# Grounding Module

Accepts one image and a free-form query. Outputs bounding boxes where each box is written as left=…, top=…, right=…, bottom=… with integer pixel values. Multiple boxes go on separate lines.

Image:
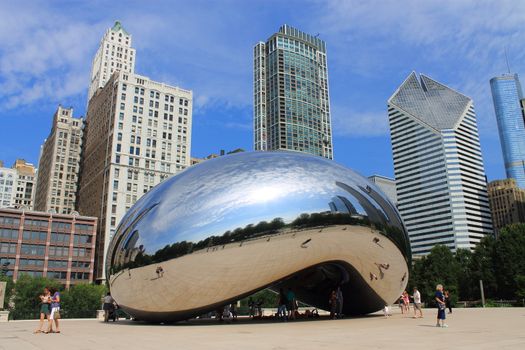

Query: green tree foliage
left=410, top=223, right=525, bottom=302
left=410, top=245, right=459, bottom=305
left=240, top=289, right=278, bottom=308
left=455, top=249, right=474, bottom=300
left=515, top=275, right=525, bottom=300
left=493, top=224, right=525, bottom=299
left=61, top=283, right=107, bottom=318
left=469, top=235, right=498, bottom=298
left=11, top=275, right=61, bottom=320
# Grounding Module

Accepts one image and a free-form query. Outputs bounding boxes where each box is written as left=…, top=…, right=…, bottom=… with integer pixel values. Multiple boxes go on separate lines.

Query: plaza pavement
left=1, top=307, right=524, bottom=350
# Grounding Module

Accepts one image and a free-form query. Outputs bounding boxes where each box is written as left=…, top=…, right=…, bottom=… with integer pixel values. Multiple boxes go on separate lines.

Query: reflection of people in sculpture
left=329, top=290, right=337, bottom=319
left=155, top=266, right=164, bottom=278
left=248, top=297, right=255, bottom=317
left=336, top=286, right=344, bottom=319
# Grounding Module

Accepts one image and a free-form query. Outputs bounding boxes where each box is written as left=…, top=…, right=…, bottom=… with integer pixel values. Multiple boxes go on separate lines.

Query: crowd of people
left=31, top=282, right=452, bottom=331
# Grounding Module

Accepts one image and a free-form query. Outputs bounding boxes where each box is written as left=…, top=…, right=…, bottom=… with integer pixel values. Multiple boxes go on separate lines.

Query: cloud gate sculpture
left=107, top=151, right=411, bottom=322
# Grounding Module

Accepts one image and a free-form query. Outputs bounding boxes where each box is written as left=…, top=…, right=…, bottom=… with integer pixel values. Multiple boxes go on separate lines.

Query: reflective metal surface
left=108, top=151, right=411, bottom=322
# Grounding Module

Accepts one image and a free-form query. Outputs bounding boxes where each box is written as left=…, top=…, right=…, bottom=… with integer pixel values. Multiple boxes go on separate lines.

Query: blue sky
left=0, top=0, right=524, bottom=181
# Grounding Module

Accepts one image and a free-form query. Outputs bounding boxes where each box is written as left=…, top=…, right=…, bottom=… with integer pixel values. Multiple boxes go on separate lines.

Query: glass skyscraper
left=388, top=72, right=493, bottom=255
left=490, top=74, right=525, bottom=188
left=253, top=25, right=333, bottom=159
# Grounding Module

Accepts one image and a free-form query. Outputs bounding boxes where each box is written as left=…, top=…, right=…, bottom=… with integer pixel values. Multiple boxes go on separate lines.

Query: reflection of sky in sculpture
left=108, top=151, right=408, bottom=271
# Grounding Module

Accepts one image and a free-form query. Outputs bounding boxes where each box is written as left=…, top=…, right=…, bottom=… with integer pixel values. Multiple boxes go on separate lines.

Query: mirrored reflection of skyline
left=108, top=151, right=408, bottom=273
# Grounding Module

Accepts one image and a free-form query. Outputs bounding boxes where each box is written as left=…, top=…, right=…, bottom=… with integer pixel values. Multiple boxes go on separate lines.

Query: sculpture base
left=0, top=311, right=9, bottom=322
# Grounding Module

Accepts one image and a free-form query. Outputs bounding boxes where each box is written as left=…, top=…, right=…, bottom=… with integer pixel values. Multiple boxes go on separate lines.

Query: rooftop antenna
left=504, top=46, right=511, bottom=74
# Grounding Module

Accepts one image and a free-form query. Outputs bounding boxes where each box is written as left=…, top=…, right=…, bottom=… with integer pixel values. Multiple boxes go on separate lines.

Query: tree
left=493, top=224, right=525, bottom=299
left=469, top=235, right=497, bottom=299
left=455, top=248, right=474, bottom=300
left=240, top=289, right=277, bottom=309
left=61, top=284, right=107, bottom=318
left=410, top=245, right=459, bottom=305
left=515, top=275, right=525, bottom=300
left=11, top=275, right=61, bottom=320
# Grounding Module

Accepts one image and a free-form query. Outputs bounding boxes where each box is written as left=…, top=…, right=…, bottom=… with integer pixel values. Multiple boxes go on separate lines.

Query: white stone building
left=78, top=21, right=192, bottom=281
left=88, top=21, right=136, bottom=102
left=0, top=163, right=17, bottom=208
left=368, top=175, right=397, bottom=206
left=0, top=160, right=37, bottom=210
left=34, top=105, right=83, bottom=214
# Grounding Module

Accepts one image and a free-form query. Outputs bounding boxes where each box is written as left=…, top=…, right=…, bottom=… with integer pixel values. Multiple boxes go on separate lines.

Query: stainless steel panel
left=108, top=151, right=410, bottom=321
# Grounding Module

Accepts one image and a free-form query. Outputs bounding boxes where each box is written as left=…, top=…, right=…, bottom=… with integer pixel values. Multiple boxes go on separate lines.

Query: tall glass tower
left=253, top=25, right=333, bottom=159
left=388, top=72, right=493, bottom=255
left=490, top=74, right=525, bottom=188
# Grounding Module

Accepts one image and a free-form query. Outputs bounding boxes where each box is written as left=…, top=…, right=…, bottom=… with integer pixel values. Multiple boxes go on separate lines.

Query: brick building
left=0, top=208, right=97, bottom=288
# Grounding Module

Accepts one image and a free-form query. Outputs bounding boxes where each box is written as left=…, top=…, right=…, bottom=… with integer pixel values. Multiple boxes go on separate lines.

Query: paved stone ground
left=1, top=308, right=524, bottom=350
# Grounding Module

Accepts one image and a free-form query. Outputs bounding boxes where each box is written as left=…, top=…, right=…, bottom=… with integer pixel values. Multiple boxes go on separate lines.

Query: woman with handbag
left=48, top=287, right=61, bottom=333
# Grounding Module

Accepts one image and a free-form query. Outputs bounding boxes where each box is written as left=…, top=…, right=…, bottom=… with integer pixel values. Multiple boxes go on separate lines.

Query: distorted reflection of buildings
left=106, top=152, right=411, bottom=322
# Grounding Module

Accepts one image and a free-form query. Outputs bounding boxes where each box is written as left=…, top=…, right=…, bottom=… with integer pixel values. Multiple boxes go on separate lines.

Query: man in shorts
left=412, top=287, right=423, bottom=318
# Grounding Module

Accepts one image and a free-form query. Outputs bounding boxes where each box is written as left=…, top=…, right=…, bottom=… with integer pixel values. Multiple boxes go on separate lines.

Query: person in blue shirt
left=435, top=284, right=447, bottom=328
left=48, top=288, right=61, bottom=333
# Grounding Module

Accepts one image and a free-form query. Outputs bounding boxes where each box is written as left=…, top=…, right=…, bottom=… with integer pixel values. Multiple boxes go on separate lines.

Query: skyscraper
left=490, top=74, right=525, bottom=188
left=368, top=175, right=397, bottom=206
left=0, top=159, right=37, bottom=210
left=78, top=22, right=192, bottom=281
left=88, top=21, right=136, bottom=101
left=253, top=25, right=333, bottom=159
left=388, top=72, right=493, bottom=255
left=487, top=178, right=525, bottom=235
left=34, top=105, right=83, bottom=214
left=0, top=163, right=17, bottom=208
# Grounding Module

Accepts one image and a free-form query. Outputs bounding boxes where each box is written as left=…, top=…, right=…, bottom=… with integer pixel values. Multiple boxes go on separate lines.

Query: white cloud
left=0, top=2, right=102, bottom=110
left=312, top=0, right=525, bottom=137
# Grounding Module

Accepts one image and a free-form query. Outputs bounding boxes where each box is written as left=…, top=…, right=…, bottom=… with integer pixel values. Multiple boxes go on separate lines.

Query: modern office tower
left=34, top=106, right=83, bottom=214
left=0, top=164, right=17, bottom=208
left=78, top=71, right=192, bottom=281
left=487, top=178, right=525, bottom=234
left=490, top=74, right=525, bottom=188
left=0, top=208, right=97, bottom=287
left=12, top=159, right=37, bottom=210
left=388, top=72, right=493, bottom=255
left=368, top=175, right=397, bottom=205
left=88, top=21, right=136, bottom=101
left=253, top=25, right=333, bottom=159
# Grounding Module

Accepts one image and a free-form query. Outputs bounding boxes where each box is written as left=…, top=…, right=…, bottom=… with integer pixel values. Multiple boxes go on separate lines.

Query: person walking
left=34, top=287, right=51, bottom=334
left=329, top=290, right=337, bottom=320
left=48, top=287, right=61, bottom=333
left=277, top=288, right=288, bottom=321
left=336, top=285, right=344, bottom=319
left=444, top=290, right=452, bottom=313
left=103, top=292, right=116, bottom=322
left=435, top=284, right=448, bottom=328
left=412, top=287, right=423, bottom=318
